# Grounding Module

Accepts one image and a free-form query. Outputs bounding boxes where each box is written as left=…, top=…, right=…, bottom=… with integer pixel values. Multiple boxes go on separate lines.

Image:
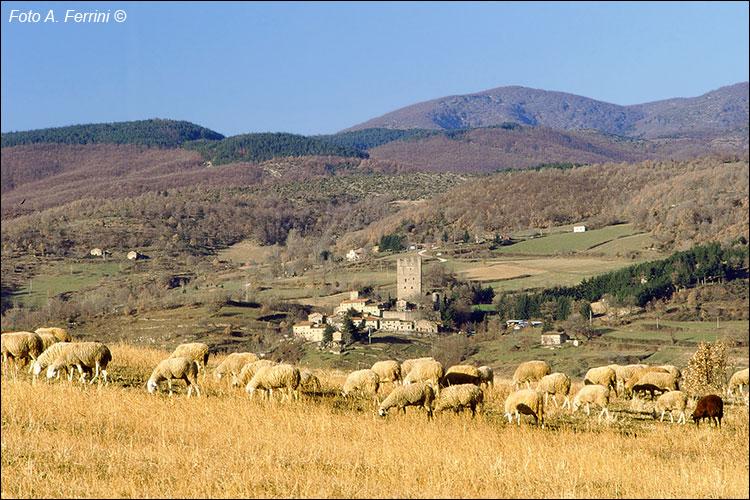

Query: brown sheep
left=691, top=394, right=723, bottom=428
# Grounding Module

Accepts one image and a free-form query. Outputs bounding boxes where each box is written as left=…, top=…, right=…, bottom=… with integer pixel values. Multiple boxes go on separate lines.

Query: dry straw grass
left=2, top=343, right=748, bottom=498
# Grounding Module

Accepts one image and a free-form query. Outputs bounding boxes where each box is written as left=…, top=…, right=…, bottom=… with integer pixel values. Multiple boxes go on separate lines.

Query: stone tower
left=397, top=256, right=422, bottom=302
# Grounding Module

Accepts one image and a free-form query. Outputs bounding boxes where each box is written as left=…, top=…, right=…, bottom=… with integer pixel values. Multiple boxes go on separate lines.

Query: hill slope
left=344, top=83, right=749, bottom=139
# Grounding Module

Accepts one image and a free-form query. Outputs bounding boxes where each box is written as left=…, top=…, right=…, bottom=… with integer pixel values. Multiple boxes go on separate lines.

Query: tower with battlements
left=397, top=256, right=422, bottom=304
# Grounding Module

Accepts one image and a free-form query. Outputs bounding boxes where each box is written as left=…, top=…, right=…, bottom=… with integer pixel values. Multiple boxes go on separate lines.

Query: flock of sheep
left=2, top=329, right=749, bottom=429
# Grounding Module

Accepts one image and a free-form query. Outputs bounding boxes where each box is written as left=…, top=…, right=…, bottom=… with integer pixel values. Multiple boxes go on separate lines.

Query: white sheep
left=32, top=342, right=89, bottom=381
left=653, top=390, right=688, bottom=424
left=371, top=360, right=402, bottom=385
left=403, top=360, right=444, bottom=393
left=147, top=357, right=201, bottom=397
left=477, top=365, right=494, bottom=388
left=615, top=364, right=648, bottom=390
left=246, top=364, right=301, bottom=401
left=299, top=370, right=322, bottom=393
left=377, top=382, right=435, bottom=420
left=168, top=342, right=210, bottom=375
left=342, top=368, right=381, bottom=403
left=536, top=372, right=571, bottom=409
left=512, top=360, right=551, bottom=389
left=504, top=388, right=544, bottom=426
left=573, top=385, right=612, bottom=421
left=231, top=359, right=277, bottom=388
left=727, top=368, right=749, bottom=398
left=434, top=383, right=484, bottom=417
left=623, top=366, right=669, bottom=394
left=400, top=357, right=436, bottom=377
left=46, top=342, right=112, bottom=384
left=657, top=364, right=682, bottom=380
left=213, top=352, right=259, bottom=380
left=37, top=333, right=60, bottom=353
left=584, top=366, right=617, bottom=396
left=442, top=364, right=481, bottom=386
left=2, top=332, right=44, bottom=373
left=34, top=327, right=72, bottom=342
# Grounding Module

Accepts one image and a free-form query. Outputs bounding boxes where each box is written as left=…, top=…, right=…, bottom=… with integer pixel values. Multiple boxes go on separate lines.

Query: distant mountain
left=1, top=119, right=225, bottom=148
left=344, top=83, right=749, bottom=139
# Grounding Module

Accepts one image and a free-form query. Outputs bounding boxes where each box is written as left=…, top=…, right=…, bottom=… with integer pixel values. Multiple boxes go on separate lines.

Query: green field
left=8, top=260, right=124, bottom=308
left=496, top=223, right=653, bottom=256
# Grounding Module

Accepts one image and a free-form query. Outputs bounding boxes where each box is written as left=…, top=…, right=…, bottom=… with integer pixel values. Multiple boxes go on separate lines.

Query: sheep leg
left=89, top=363, right=101, bottom=384
left=552, top=395, right=559, bottom=408
left=660, top=410, right=666, bottom=422
left=516, top=411, right=520, bottom=426
left=563, top=396, right=571, bottom=409
left=187, top=384, right=193, bottom=398
left=544, top=392, right=549, bottom=406
left=168, top=379, right=173, bottom=396
left=678, top=412, right=685, bottom=425
left=598, top=407, right=609, bottom=421
left=669, top=412, right=674, bottom=424
left=505, top=412, right=513, bottom=424
left=586, top=402, right=591, bottom=416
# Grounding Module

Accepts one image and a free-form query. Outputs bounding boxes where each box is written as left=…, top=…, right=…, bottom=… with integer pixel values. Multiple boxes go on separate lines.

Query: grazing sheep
left=627, top=366, right=670, bottom=389
left=231, top=359, right=277, bottom=388
left=615, top=364, right=648, bottom=389
left=536, top=372, right=571, bottom=409
left=378, top=382, right=435, bottom=420
left=299, top=370, right=322, bottom=393
left=584, top=366, right=617, bottom=396
left=342, top=369, right=381, bottom=403
left=34, top=327, right=72, bottom=342
left=168, top=342, right=210, bottom=375
left=511, top=360, right=551, bottom=389
left=727, top=368, right=749, bottom=398
left=400, top=357, right=436, bottom=377
left=504, top=388, right=544, bottom=426
left=403, top=360, right=444, bottom=393
left=658, top=364, right=682, bottom=380
left=442, top=364, right=481, bottom=387
left=477, top=366, right=494, bottom=388
left=691, top=394, right=724, bottom=428
left=46, top=342, right=112, bottom=384
left=573, top=385, right=612, bottom=421
left=147, top=357, right=201, bottom=397
left=37, top=333, right=60, bottom=353
left=213, top=352, right=259, bottom=380
left=434, top=384, right=484, bottom=417
left=2, top=332, right=44, bottom=372
left=32, top=342, right=90, bottom=381
left=627, top=372, right=679, bottom=399
left=371, top=360, right=402, bottom=385
left=653, top=390, right=688, bottom=424
left=246, top=364, right=301, bottom=401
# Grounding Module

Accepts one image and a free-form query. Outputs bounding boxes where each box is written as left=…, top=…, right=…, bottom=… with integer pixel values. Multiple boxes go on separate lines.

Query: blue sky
left=1, top=1, right=748, bottom=137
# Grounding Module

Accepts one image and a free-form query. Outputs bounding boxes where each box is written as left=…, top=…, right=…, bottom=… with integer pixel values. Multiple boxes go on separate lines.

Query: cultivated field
left=2, top=344, right=748, bottom=499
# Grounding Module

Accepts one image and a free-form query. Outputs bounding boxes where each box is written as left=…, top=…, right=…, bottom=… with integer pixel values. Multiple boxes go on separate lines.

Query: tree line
left=182, top=132, right=368, bottom=165
left=1, top=119, right=224, bottom=148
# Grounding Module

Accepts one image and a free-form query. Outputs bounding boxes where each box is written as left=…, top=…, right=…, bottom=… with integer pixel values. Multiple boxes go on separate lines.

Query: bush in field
left=683, top=340, right=728, bottom=394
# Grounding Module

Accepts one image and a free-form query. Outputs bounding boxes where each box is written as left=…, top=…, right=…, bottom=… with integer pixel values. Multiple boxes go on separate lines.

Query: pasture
left=2, top=344, right=748, bottom=499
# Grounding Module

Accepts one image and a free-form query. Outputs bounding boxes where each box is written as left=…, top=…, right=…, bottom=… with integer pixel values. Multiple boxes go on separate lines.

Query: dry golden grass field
left=2, top=343, right=749, bottom=499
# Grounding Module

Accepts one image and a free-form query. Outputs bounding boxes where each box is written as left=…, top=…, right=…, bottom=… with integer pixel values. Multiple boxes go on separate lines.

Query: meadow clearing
left=2, top=343, right=748, bottom=499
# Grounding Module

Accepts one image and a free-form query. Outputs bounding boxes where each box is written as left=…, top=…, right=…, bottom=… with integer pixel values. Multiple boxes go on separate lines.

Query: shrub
left=682, top=340, right=728, bottom=395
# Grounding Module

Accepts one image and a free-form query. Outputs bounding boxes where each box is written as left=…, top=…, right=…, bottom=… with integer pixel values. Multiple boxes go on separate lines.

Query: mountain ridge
left=343, top=82, right=749, bottom=139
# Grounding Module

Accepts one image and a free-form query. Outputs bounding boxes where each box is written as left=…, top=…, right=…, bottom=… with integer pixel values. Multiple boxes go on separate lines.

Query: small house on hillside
left=541, top=332, right=569, bottom=345
left=573, top=225, right=588, bottom=233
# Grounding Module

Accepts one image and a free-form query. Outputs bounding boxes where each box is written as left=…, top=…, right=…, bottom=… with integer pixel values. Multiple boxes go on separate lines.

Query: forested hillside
left=183, top=132, right=368, bottom=165
left=338, top=159, right=749, bottom=252
left=0, top=119, right=224, bottom=148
